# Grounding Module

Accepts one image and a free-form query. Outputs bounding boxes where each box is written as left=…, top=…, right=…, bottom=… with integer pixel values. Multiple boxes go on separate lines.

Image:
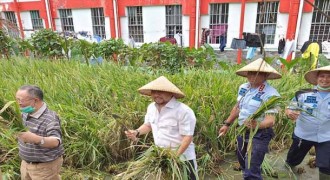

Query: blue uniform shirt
left=290, top=90, right=330, bottom=143
left=237, top=81, right=280, bottom=126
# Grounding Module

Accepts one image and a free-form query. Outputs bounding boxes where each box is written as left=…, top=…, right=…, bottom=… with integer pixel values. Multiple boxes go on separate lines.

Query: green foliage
left=16, top=39, right=34, bottom=57
left=0, top=29, right=15, bottom=59
left=117, top=145, right=194, bottom=180
left=0, top=58, right=308, bottom=178
left=97, top=38, right=127, bottom=62
left=30, top=29, right=63, bottom=59
left=72, top=39, right=94, bottom=65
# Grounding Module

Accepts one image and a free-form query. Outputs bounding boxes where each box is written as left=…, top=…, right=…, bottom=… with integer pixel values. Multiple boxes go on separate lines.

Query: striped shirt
left=19, top=103, right=64, bottom=162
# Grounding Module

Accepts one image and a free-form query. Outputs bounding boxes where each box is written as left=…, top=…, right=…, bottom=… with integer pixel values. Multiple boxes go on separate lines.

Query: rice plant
left=0, top=57, right=309, bottom=178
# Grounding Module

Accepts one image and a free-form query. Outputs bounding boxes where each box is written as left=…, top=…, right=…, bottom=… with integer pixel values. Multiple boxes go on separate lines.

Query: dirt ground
left=208, top=149, right=319, bottom=180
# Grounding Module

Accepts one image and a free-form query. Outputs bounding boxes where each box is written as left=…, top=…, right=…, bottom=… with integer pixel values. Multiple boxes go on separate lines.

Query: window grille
left=3, top=11, right=20, bottom=38
left=256, top=1, right=279, bottom=44
left=59, top=9, right=74, bottom=32
left=165, top=5, right=182, bottom=38
left=91, top=8, right=106, bottom=39
left=4, top=11, right=18, bottom=27
left=209, top=3, right=229, bottom=44
left=309, top=0, right=329, bottom=42
left=30, top=10, right=44, bottom=30
left=127, top=6, right=144, bottom=43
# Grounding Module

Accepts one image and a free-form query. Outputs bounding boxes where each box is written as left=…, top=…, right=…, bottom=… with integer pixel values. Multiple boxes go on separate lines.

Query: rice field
left=0, top=57, right=316, bottom=179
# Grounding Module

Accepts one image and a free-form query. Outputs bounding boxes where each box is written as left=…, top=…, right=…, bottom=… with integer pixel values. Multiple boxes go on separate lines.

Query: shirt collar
left=29, top=103, right=47, bottom=118
left=248, top=81, right=268, bottom=92
left=165, top=97, right=177, bottom=108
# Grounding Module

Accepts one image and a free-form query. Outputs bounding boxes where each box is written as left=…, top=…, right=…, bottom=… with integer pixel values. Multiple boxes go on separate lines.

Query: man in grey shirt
left=16, top=85, right=64, bottom=180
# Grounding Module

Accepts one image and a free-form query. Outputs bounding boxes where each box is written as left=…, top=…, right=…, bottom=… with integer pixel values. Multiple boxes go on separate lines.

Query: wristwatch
left=40, top=137, right=45, bottom=145
left=224, top=121, right=231, bottom=127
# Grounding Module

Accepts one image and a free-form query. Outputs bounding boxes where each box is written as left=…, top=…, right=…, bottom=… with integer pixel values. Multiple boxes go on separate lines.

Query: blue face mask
left=20, top=106, right=35, bottom=114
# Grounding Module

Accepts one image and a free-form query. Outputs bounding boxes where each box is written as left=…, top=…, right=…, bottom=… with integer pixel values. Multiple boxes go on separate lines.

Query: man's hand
left=285, top=109, right=300, bottom=122
left=218, top=125, right=229, bottom=137
left=17, top=131, right=40, bottom=144
left=244, top=119, right=258, bottom=129
left=124, top=130, right=138, bottom=141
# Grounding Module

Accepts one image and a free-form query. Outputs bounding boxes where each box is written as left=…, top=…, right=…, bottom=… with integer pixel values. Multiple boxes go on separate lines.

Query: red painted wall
left=279, top=0, right=315, bottom=13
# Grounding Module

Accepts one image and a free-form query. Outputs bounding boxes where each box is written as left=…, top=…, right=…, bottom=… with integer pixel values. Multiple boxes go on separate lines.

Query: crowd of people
left=4, top=57, right=330, bottom=180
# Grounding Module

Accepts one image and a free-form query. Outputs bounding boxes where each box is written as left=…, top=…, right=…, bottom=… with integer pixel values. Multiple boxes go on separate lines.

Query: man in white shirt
left=125, top=76, right=197, bottom=180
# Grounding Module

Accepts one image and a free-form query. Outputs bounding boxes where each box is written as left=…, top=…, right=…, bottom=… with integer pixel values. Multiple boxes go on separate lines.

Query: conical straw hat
left=304, top=65, right=330, bottom=85
left=138, top=76, right=185, bottom=98
left=236, top=58, right=282, bottom=80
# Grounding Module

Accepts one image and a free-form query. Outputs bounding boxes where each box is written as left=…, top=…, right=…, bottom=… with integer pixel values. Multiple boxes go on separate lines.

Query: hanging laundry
left=278, top=38, right=286, bottom=54
left=159, top=36, right=177, bottom=44
left=302, top=42, right=320, bottom=69
left=201, top=28, right=210, bottom=45
left=242, top=33, right=265, bottom=47
left=174, top=32, right=183, bottom=47
left=128, top=36, right=136, bottom=48
left=219, top=35, right=227, bottom=52
left=230, top=38, right=246, bottom=49
left=301, top=40, right=322, bottom=54
left=246, top=47, right=257, bottom=60
left=281, top=39, right=296, bottom=59
left=243, top=33, right=266, bottom=53
left=322, top=41, right=330, bottom=59
left=210, top=24, right=228, bottom=43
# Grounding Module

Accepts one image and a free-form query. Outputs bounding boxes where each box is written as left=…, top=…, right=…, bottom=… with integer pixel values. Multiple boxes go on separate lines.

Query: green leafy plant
left=30, top=29, right=63, bottom=59
left=0, top=29, right=15, bottom=60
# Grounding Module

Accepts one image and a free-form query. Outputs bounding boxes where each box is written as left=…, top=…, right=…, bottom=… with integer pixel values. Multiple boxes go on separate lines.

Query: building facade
left=0, top=0, right=329, bottom=58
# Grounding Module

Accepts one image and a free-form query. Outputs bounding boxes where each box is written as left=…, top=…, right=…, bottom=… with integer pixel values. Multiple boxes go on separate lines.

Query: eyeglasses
left=16, top=98, right=34, bottom=103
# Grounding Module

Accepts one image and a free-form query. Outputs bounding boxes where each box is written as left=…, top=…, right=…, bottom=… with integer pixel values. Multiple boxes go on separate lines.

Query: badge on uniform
left=252, top=92, right=265, bottom=101
left=239, top=88, right=247, bottom=96
left=304, top=96, right=317, bottom=103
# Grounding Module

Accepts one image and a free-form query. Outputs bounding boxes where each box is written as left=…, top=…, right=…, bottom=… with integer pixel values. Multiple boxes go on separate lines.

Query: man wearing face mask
left=285, top=66, right=330, bottom=179
left=15, top=85, right=64, bottom=180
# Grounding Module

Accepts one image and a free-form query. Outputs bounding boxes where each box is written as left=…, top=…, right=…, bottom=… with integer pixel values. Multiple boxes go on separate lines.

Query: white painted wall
left=121, top=6, right=189, bottom=47
left=20, top=11, right=33, bottom=38
left=143, top=6, right=166, bottom=43
left=243, top=3, right=258, bottom=33
left=104, top=16, right=111, bottom=39
left=0, top=0, right=40, bottom=2
left=20, top=11, right=32, bottom=30
left=202, top=2, right=292, bottom=50
left=54, top=18, right=62, bottom=32
left=17, top=0, right=40, bottom=2
left=298, top=12, right=313, bottom=48
left=181, top=15, right=189, bottom=47
left=72, top=9, right=93, bottom=33
left=0, top=0, right=13, bottom=3
left=227, top=3, right=241, bottom=49
left=120, top=15, right=129, bottom=43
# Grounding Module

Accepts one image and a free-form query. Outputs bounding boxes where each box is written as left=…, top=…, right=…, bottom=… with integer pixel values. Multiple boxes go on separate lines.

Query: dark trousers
left=185, top=160, right=197, bottom=180
left=286, top=133, right=330, bottom=175
left=237, top=128, right=273, bottom=180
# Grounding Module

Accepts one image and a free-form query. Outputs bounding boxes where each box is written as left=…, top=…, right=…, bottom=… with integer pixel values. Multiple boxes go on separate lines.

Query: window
left=3, top=11, right=20, bottom=38
left=91, top=8, right=106, bottom=39
left=4, top=11, right=18, bottom=27
left=256, top=1, right=279, bottom=44
left=166, top=5, right=182, bottom=38
left=309, top=0, right=329, bottom=42
left=209, top=3, right=229, bottom=44
left=127, top=6, right=144, bottom=43
left=30, top=10, right=44, bottom=30
left=59, top=9, right=74, bottom=32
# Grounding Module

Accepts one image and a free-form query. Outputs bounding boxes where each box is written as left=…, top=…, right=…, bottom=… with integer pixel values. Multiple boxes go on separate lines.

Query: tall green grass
left=0, top=58, right=309, bottom=178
